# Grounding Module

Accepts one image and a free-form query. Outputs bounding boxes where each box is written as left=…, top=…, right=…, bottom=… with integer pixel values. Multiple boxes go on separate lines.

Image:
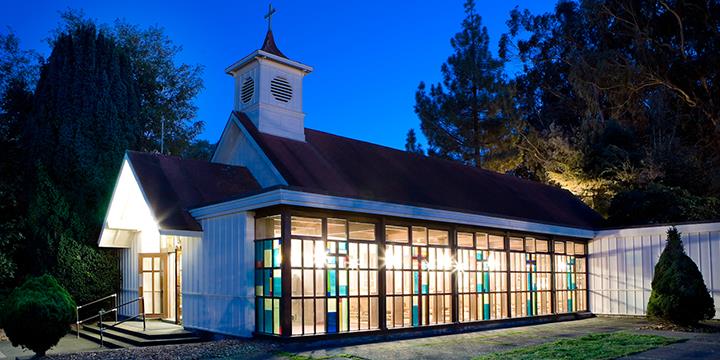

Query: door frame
left=138, top=253, right=169, bottom=319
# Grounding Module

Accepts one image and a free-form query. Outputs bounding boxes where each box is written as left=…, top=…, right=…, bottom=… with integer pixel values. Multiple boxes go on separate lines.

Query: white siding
left=182, top=211, right=255, bottom=337
left=590, top=223, right=720, bottom=319
left=118, top=235, right=140, bottom=317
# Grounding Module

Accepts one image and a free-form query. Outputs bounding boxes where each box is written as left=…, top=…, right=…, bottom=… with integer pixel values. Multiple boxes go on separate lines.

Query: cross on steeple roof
left=264, top=3, right=276, bottom=31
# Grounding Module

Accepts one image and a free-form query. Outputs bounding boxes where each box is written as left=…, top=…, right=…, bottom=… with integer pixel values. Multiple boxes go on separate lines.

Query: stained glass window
left=290, top=218, right=379, bottom=335
left=555, top=241, right=587, bottom=312
left=458, top=232, right=508, bottom=322
left=510, top=237, right=552, bottom=317
left=255, top=237, right=282, bottom=335
left=386, top=226, right=452, bottom=328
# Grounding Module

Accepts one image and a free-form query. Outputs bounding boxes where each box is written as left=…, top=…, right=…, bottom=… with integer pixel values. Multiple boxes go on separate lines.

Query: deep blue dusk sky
left=1, top=0, right=556, bottom=150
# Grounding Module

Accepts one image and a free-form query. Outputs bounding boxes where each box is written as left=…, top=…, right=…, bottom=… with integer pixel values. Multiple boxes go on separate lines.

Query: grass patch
left=275, top=351, right=368, bottom=360
left=474, top=332, right=681, bottom=360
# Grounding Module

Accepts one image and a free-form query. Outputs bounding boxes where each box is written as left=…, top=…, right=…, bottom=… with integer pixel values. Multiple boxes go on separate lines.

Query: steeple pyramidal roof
left=260, top=29, right=287, bottom=59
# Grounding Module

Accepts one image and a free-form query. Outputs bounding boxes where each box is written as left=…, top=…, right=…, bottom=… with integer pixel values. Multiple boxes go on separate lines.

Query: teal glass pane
left=264, top=269, right=271, bottom=297
left=327, top=270, right=337, bottom=296
left=484, top=272, right=490, bottom=292
left=338, top=241, right=347, bottom=254
left=273, top=244, right=281, bottom=268
left=273, top=270, right=282, bottom=297
left=476, top=251, right=484, bottom=261
left=412, top=304, right=419, bottom=326
left=256, top=301, right=264, bottom=333
left=255, top=242, right=263, bottom=267
left=413, top=271, right=419, bottom=294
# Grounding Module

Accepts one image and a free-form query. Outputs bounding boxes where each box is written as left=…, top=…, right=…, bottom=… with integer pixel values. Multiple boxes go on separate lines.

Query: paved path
left=0, top=334, right=100, bottom=360
left=275, top=317, right=717, bottom=360
left=2, top=317, right=718, bottom=359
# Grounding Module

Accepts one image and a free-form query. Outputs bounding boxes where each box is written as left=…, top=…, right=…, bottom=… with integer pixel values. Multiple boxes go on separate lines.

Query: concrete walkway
left=0, top=334, right=101, bottom=360
left=276, top=317, right=718, bottom=360
left=2, top=317, right=718, bottom=359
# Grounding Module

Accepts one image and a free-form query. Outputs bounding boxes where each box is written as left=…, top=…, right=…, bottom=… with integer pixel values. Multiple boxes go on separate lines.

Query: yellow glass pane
left=412, top=226, right=427, bottom=245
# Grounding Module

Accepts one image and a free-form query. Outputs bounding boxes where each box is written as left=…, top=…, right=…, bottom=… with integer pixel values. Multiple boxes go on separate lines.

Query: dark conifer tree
left=647, top=227, right=715, bottom=325
left=24, top=24, right=141, bottom=243
left=404, top=129, right=424, bottom=155
left=415, top=0, right=521, bottom=172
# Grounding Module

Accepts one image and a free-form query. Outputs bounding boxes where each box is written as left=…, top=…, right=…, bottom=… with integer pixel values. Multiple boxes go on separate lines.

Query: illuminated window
left=255, top=237, right=282, bottom=335
left=291, top=216, right=322, bottom=237
left=458, top=233, right=508, bottom=322
left=349, top=222, right=375, bottom=240
left=386, top=225, right=452, bottom=328
left=256, top=215, right=281, bottom=239
left=555, top=241, right=587, bottom=313
left=290, top=218, right=379, bottom=335
left=510, top=237, right=552, bottom=318
left=458, top=232, right=474, bottom=248
left=386, top=225, right=409, bottom=243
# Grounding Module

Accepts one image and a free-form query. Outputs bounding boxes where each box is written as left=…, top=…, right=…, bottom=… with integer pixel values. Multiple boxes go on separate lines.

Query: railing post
left=114, top=293, right=118, bottom=323
left=75, top=306, right=80, bottom=339
left=99, top=310, right=104, bottom=347
left=140, top=296, right=146, bottom=331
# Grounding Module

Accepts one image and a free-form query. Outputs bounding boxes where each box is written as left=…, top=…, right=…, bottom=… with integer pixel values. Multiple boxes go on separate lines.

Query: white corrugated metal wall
left=590, top=222, right=720, bottom=319
left=182, top=211, right=255, bottom=337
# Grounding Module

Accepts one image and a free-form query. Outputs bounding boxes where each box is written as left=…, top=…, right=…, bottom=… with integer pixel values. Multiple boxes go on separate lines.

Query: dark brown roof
left=127, top=151, right=261, bottom=231
left=233, top=112, right=604, bottom=229
left=260, top=30, right=287, bottom=58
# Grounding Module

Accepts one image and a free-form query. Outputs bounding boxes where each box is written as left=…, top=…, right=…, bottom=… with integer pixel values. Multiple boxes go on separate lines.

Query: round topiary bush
left=0, top=274, right=76, bottom=356
left=647, top=227, right=715, bottom=325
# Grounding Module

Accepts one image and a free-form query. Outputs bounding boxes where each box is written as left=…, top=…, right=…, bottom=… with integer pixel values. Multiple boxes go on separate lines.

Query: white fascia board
left=190, top=189, right=595, bottom=239
left=225, top=50, right=313, bottom=75
left=595, top=222, right=720, bottom=238
left=159, top=229, right=203, bottom=238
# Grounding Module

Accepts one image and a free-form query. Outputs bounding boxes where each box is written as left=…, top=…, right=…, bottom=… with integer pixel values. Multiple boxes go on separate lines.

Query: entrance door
left=175, top=247, right=183, bottom=324
left=139, top=254, right=167, bottom=318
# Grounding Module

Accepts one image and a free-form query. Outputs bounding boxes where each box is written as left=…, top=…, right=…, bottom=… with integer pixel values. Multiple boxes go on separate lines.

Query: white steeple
left=225, top=6, right=312, bottom=141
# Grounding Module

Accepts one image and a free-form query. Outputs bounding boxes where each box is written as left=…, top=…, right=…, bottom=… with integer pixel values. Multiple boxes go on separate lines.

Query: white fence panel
left=591, top=223, right=720, bottom=319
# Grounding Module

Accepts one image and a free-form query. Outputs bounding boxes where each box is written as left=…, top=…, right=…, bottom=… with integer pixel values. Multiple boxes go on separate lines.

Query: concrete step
left=69, top=327, right=133, bottom=349
left=81, top=324, right=204, bottom=347
left=99, top=321, right=199, bottom=340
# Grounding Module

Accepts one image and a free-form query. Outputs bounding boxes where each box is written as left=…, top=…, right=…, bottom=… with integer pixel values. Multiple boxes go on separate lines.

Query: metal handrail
left=98, top=297, right=146, bottom=347
left=76, top=294, right=117, bottom=338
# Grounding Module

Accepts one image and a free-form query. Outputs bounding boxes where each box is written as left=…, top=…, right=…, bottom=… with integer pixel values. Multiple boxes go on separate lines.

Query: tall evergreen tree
left=24, top=23, right=141, bottom=244
left=415, top=0, right=521, bottom=172
left=404, top=128, right=424, bottom=155
left=0, top=32, right=39, bottom=287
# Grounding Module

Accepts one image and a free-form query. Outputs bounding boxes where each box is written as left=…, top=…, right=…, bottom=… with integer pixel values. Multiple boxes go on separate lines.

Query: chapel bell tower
left=225, top=4, right=313, bottom=141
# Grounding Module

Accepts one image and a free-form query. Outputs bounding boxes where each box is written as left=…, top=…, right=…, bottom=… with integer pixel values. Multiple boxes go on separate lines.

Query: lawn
left=474, top=332, right=681, bottom=360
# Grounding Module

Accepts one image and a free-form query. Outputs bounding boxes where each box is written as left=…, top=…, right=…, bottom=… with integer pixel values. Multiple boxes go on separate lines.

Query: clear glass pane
left=412, top=227, right=427, bottom=245
left=349, top=222, right=375, bottom=240
left=256, top=215, right=281, bottom=239
left=292, top=216, right=322, bottom=237
left=328, top=218, right=347, bottom=240
left=386, top=225, right=409, bottom=243
left=291, top=239, right=302, bottom=267
left=292, top=299, right=303, bottom=335
left=489, top=235, right=504, bottom=249
left=428, top=229, right=448, bottom=245
left=458, top=232, right=474, bottom=247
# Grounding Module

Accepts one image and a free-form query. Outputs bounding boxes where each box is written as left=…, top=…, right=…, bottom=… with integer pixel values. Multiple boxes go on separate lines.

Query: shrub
left=0, top=274, right=76, bottom=356
left=647, top=227, right=715, bottom=325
